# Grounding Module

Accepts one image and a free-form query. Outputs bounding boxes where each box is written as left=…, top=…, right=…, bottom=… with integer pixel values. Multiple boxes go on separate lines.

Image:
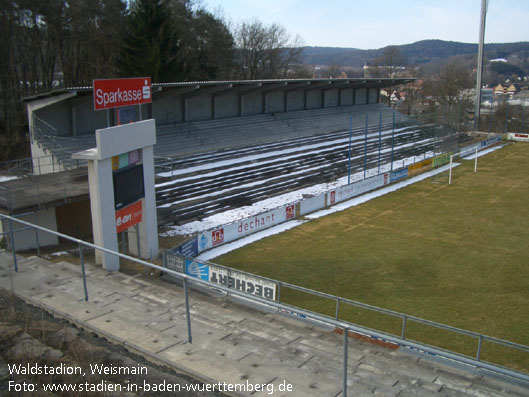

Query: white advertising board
left=185, top=259, right=276, bottom=300
left=198, top=204, right=296, bottom=252
left=508, top=133, right=529, bottom=142
left=299, top=194, right=326, bottom=216
left=330, top=173, right=389, bottom=205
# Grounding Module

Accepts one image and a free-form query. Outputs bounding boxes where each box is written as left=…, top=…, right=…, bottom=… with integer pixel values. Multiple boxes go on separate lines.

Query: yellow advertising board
left=408, top=158, right=433, bottom=176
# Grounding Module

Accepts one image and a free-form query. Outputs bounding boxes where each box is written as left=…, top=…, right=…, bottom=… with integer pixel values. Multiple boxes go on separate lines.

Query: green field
left=215, top=142, right=529, bottom=372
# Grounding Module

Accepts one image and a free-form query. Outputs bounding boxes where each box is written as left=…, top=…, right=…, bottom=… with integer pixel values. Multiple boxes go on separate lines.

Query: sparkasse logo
left=93, top=78, right=151, bottom=111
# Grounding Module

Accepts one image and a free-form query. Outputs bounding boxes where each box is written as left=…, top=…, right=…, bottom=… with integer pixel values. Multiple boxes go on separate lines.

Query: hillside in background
left=302, top=40, right=529, bottom=71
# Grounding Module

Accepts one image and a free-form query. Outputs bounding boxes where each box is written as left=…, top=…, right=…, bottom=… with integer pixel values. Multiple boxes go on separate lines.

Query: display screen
left=113, top=164, right=144, bottom=209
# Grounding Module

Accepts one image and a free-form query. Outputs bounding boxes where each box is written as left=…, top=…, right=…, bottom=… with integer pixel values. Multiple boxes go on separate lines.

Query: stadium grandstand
left=0, top=77, right=467, bottom=235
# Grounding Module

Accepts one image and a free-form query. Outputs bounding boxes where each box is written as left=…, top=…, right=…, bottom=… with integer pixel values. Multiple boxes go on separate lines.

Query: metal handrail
left=1, top=213, right=528, bottom=393
left=178, top=256, right=529, bottom=355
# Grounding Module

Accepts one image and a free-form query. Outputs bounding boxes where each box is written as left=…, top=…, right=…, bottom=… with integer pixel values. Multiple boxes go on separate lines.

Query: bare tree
left=371, top=46, right=407, bottom=106
left=233, top=19, right=304, bottom=80
left=424, top=61, right=473, bottom=106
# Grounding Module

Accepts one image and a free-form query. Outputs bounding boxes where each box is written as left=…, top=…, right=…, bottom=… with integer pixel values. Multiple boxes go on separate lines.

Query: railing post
left=477, top=335, right=483, bottom=361
left=449, top=155, right=453, bottom=185
left=8, top=218, right=18, bottom=272
left=474, top=147, right=478, bottom=173
left=79, top=243, right=88, bottom=302
left=343, top=328, right=348, bottom=397
left=33, top=213, right=40, bottom=257
left=277, top=283, right=281, bottom=303
left=335, top=298, right=340, bottom=320
left=401, top=315, right=407, bottom=340
left=184, top=277, right=193, bottom=344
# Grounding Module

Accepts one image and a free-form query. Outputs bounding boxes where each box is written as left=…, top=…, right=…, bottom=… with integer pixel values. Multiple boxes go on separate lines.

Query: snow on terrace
left=156, top=126, right=413, bottom=183
left=160, top=149, right=434, bottom=237
left=156, top=126, right=429, bottom=208
left=158, top=124, right=433, bottom=236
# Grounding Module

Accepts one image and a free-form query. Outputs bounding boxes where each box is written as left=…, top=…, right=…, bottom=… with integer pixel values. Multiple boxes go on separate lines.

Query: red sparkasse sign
left=93, top=77, right=151, bottom=111
left=115, top=200, right=142, bottom=233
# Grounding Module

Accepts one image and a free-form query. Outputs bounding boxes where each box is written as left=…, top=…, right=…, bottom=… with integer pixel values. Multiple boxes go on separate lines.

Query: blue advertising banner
left=185, top=259, right=209, bottom=280
left=178, top=237, right=199, bottom=258
left=390, top=168, right=408, bottom=183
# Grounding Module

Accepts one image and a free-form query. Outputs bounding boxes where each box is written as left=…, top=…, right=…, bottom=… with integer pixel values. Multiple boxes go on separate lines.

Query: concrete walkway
left=0, top=250, right=527, bottom=397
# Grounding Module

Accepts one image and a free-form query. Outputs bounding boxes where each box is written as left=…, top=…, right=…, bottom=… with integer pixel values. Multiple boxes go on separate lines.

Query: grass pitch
left=215, top=142, right=529, bottom=372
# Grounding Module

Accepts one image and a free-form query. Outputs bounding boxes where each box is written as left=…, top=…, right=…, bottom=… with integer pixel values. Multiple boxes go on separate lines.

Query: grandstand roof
left=23, top=77, right=415, bottom=101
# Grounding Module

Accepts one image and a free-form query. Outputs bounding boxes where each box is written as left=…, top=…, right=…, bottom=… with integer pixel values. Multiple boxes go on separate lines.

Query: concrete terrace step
left=1, top=252, right=527, bottom=397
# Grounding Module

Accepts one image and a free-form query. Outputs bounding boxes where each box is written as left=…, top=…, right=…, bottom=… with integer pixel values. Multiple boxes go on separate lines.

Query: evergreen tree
left=189, top=9, right=234, bottom=80
left=117, top=0, right=183, bottom=82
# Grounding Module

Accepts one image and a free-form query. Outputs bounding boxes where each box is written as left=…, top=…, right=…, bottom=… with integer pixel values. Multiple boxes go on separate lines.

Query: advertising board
left=299, top=194, right=326, bottom=216
left=508, top=133, right=529, bottom=142
left=93, top=77, right=151, bottom=111
left=390, top=168, right=408, bottom=183
left=198, top=205, right=295, bottom=252
left=115, top=200, right=142, bottom=233
left=333, top=173, right=389, bottom=204
left=408, top=158, right=433, bottom=177
left=177, top=237, right=199, bottom=258
left=432, top=153, right=452, bottom=168
left=165, top=253, right=184, bottom=273
left=185, top=259, right=276, bottom=300
left=480, top=135, right=502, bottom=147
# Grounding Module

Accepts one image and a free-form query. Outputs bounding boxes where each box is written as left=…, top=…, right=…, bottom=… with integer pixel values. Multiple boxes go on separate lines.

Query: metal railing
left=1, top=214, right=528, bottom=395
left=166, top=254, right=529, bottom=381
left=0, top=171, right=88, bottom=213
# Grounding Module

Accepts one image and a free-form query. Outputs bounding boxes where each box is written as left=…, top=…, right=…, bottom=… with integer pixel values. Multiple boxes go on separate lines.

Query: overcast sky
left=204, top=0, right=529, bottom=49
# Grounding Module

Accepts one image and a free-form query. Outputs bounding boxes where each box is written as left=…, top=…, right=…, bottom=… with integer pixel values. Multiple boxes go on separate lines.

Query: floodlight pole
left=347, top=117, right=353, bottom=184
left=364, top=114, right=368, bottom=179
left=474, top=0, right=488, bottom=131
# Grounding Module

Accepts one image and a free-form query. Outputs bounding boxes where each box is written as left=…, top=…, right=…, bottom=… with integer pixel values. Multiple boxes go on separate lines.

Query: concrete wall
left=306, top=90, right=322, bottom=109
left=368, top=88, right=379, bottom=104
left=324, top=89, right=339, bottom=108
left=241, top=92, right=263, bottom=116
left=287, top=90, right=304, bottom=111
left=215, top=93, right=239, bottom=119
left=34, top=102, right=72, bottom=137
left=152, top=93, right=182, bottom=125
left=2, top=208, right=59, bottom=251
left=340, top=88, right=354, bottom=106
left=355, top=88, right=368, bottom=105
left=264, top=91, right=284, bottom=114
left=186, top=95, right=212, bottom=121
left=71, top=96, right=107, bottom=135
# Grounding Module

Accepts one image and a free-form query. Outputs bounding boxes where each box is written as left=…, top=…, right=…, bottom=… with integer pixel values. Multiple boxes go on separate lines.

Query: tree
left=117, top=0, right=183, bottom=83
left=185, top=9, right=235, bottom=80
left=51, top=0, right=127, bottom=86
left=0, top=0, right=65, bottom=158
left=371, top=46, right=407, bottom=106
left=233, top=19, right=304, bottom=80
left=424, top=61, right=473, bottom=107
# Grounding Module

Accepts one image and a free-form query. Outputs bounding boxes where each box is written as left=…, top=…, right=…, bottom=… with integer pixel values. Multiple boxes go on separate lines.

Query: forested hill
left=301, top=40, right=529, bottom=66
